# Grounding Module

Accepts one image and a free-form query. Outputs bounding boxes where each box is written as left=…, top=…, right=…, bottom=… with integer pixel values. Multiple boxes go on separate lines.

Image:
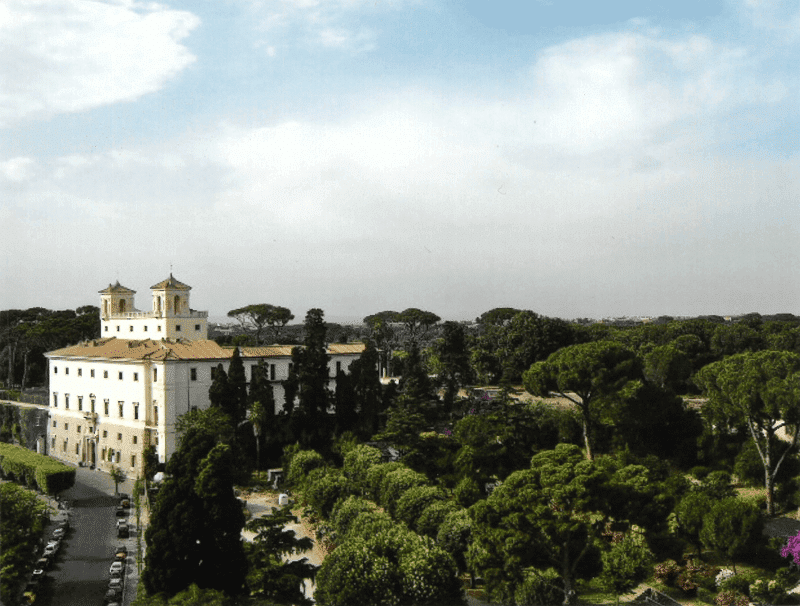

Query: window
left=153, top=368, right=158, bottom=381
left=157, top=325, right=162, bottom=332
left=144, top=325, right=148, bottom=332
left=63, top=439, right=68, bottom=452
left=78, top=396, right=83, bottom=411
left=118, top=372, right=123, bottom=380
left=77, top=425, right=81, bottom=433
left=270, top=364, right=275, bottom=380
left=133, top=435, right=138, bottom=444
left=90, top=369, right=95, bottom=378
left=336, top=361, right=342, bottom=374
left=131, top=454, right=136, bottom=468
left=175, top=324, right=182, bottom=332
left=78, top=368, right=82, bottom=376
left=116, top=452, right=121, bottom=464
left=51, top=437, right=56, bottom=449
left=90, top=399, right=95, bottom=413
left=88, top=426, right=93, bottom=433
left=117, top=433, right=122, bottom=441
left=134, top=404, right=139, bottom=420
left=154, top=406, right=159, bottom=423
left=190, top=368, right=197, bottom=381
left=116, top=326, right=120, bottom=332
left=104, top=400, right=109, bottom=415
left=54, top=366, right=58, bottom=374
left=129, top=326, right=134, bottom=332
left=65, top=395, right=69, bottom=409
left=53, top=394, right=58, bottom=408
left=52, top=420, right=57, bottom=428
left=118, top=402, right=124, bottom=418
left=133, top=372, right=139, bottom=382
left=105, top=326, right=108, bottom=332
left=104, top=370, right=108, bottom=378
left=65, top=367, right=69, bottom=375
left=195, top=324, right=200, bottom=331
left=103, top=430, right=108, bottom=438
left=101, top=447, right=106, bottom=460
left=65, top=423, right=69, bottom=430
left=155, top=435, right=159, bottom=445
left=76, top=443, right=80, bottom=455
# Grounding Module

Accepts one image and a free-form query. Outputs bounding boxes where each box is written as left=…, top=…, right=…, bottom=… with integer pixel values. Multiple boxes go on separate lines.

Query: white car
left=109, top=561, right=124, bottom=574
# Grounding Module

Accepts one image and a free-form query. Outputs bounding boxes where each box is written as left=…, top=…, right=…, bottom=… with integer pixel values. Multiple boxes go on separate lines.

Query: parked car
left=114, top=506, right=127, bottom=518
left=117, top=524, right=129, bottom=539
left=114, top=551, right=127, bottom=563
left=36, top=556, right=50, bottom=570
left=52, top=527, right=65, bottom=539
left=118, top=493, right=130, bottom=508
left=109, top=561, right=124, bottom=575
left=104, top=587, right=122, bottom=603
left=31, top=568, right=45, bottom=581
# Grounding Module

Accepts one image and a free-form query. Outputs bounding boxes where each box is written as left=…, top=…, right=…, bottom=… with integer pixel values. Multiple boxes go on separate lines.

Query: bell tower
left=99, top=282, right=137, bottom=320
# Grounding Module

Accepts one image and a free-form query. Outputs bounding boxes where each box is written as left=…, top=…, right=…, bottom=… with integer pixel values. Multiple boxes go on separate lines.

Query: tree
left=700, top=498, right=762, bottom=574
left=395, top=308, right=441, bottom=343
left=643, top=344, right=692, bottom=393
left=315, top=525, right=463, bottom=606
left=143, top=444, right=160, bottom=482
left=599, top=533, right=653, bottom=605
left=226, top=347, right=248, bottom=425
left=333, top=369, right=357, bottom=434
left=286, top=309, right=331, bottom=447
left=523, top=342, right=641, bottom=460
left=432, top=321, right=473, bottom=412
left=248, top=360, right=275, bottom=470
left=227, top=304, right=294, bottom=344
left=142, top=424, right=246, bottom=597
left=674, top=491, right=713, bottom=559
left=0, top=483, right=50, bottom=603
left=348, top=342, right=383, bottom=438
left=245, top=505, right=316, bottom=605
left=694, top=350, right=800, bottom=515
left=468, top=444, right=668, bottom=605
left=110, top=464, right=126, bottom=495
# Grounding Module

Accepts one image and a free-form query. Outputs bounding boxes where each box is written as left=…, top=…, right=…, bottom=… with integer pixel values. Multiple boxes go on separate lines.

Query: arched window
left=103, top=300, right=108, bottom=316
left=119, top=299, right=126, bottom=313
left=156, top=297, right=162, bottom=313
left=174, top=295, right=180, bottom=313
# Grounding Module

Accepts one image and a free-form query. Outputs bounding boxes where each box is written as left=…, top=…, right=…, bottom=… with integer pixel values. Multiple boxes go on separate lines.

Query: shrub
left=653, top=560, right=681, bottom=587
left=437, top=508, right=472, bottom=573
left=453, top=476, right=483, bottom=507
left=0, top=443, right=75, bottom=494
left=345, top=510, right=397, bottom=542
left=715, top=590, right=748, bottom=606
left=342, top=445, right=383, bottom=494
left=364, top=462, right=404, bottom=502
left=304, top=469, right=350, bottom=518
left=513, top=568, right=562, bottom=606
left=394, top=485, right=446, bottom=529
left=330, top=496, right=378, bottom=539
left=286, top=449, right=325, bottom=489
left=417, top=499, right=459, bottom=538
left=379, top=468, right=429, bottom=515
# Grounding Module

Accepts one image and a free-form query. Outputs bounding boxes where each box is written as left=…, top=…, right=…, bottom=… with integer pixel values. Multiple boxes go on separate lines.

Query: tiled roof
left=150, top=273, right=191, bottom=291
left=46, top=338, right=231, bottom=361
left=98, top=281, right=136, bottom=294
left=327, top=343, right=367, bottom=355
left=46, top=339, right=365, bottom=361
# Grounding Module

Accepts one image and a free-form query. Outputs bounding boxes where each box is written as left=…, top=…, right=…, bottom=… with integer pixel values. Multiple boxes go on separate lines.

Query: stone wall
left=0, top=401, right=49, bottom=452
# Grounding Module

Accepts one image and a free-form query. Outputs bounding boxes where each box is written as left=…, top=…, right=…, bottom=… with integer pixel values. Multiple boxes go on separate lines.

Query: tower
left=99, top=281, right=137, bottom=320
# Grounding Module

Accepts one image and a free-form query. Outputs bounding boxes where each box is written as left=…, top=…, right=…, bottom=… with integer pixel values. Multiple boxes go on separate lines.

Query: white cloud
left=0, top=157, right=36, bottom=182
left=0, top=0, right=199, bottom=127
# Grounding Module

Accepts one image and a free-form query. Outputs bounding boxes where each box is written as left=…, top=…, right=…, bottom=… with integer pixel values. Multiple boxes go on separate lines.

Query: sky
left=1, top=0, right=799, bottom=323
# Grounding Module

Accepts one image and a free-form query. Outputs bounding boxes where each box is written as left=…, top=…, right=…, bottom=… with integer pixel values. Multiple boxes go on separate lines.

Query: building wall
left=101, top=315, right=208, bottom=340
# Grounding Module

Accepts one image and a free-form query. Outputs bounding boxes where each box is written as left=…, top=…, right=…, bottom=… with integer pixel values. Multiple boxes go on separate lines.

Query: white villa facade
left=45, top=276, right=365, bottom=475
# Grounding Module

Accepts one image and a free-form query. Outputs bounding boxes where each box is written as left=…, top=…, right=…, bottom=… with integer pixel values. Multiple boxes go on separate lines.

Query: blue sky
left=1, top=0, right=799, bottom=323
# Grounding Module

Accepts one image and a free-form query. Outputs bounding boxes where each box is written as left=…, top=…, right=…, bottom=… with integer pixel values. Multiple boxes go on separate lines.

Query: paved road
left=35, top=467, right=138, bottom=606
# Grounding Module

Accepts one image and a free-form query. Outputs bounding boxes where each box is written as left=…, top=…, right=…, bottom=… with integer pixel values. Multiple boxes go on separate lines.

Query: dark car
left=118, top=493, right=130, bottom=508
left=104, top=587, right=122, bottom=603
left=36, top=556, right=51, bottom=570
left=117, top=524, right=129, bottom=539
left=114, top=506, right=127, bottom=518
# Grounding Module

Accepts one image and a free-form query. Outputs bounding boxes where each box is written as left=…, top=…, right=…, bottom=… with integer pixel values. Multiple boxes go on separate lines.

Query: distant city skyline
left=2, top=1, right=798, bottom=321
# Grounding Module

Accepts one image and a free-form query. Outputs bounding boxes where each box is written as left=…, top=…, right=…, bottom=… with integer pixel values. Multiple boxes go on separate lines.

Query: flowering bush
left=715, top=590, right=749, bottom=606
left=653, top=560, right=681, bottom=587
left=715, top=569, right=735, bottom=588
left=781, top=531, right=800, bottom=565
left=676, top=561, right=718, bottom=594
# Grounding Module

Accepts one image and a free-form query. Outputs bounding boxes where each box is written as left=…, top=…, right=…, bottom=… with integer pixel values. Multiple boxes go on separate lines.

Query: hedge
left=0, top=443, right=76, bottom=494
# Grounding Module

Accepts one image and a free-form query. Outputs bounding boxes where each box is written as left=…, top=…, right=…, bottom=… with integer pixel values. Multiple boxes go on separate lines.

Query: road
left=35, top=467, right=138, bottom=606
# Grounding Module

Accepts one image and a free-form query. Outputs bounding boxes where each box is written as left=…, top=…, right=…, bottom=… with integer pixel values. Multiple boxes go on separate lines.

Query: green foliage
left=0, top=482, right=51, bottom=603
left=330, top=495, right=379, bottom=539
left=468, top=444, right=668, bottom=605
left=436, top=508, right=472, bottom=574
left=315, top=525, right=463, bottom=606
left=364, top=462, right=405, bottom=501
left=695, top=350, right=800, bottom=515
left=142, top=425, right=247, bottom=598
left=303, top=468, right=350, bottom=518
left=342, top=444, right=383, bottom=494
left=227, top=303, right=294, bottom=345
left=513, top=568, right=563, bottom=606
left=245, top=505, right=316, bottom=605
left=416, top=499, right=459, bottom=538
left=523, top=341, right=641, bottom=459
left=644, top=344, right=692, bottom=392
left=286, top=449, right=326, bottom=489
left=110, top=464, right=127, bottom=495
left=453, top=476, right=483, bottom=507
left=394, top=485, right=447, bottom=529
left=379, top=467, right=429, bottom=516
left=701, top=498, right=763, bottom=573
left=599, top=533, right=653, bottom=601
left=0, top=442, right=75, bottom=493
left=674, top=492, right=713, bottom=558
